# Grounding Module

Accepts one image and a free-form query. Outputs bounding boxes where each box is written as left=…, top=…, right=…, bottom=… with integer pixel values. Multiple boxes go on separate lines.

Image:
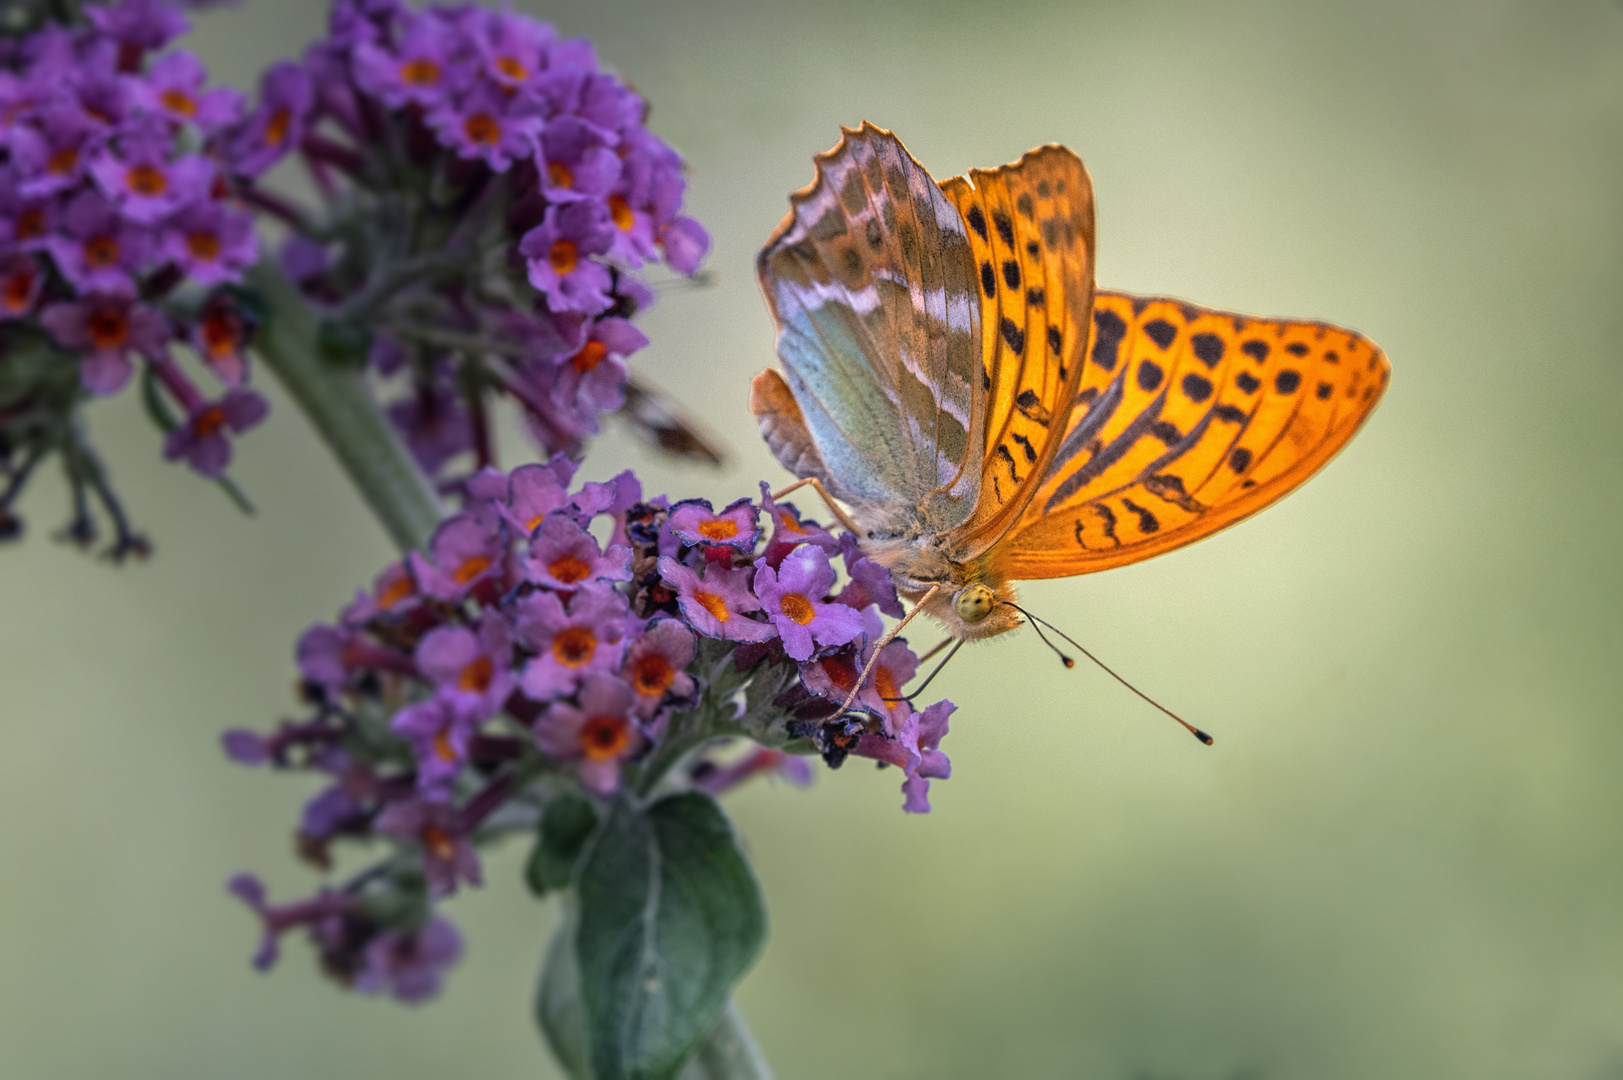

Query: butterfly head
left=903, top=576, right=1023, bottom=641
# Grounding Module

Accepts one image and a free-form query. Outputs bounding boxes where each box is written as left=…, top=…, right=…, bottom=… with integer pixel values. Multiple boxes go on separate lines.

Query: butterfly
left=751, top=123, right=1389, bottom=721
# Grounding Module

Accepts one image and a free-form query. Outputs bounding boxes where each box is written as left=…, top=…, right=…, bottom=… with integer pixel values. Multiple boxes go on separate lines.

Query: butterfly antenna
left=885, top=639, right=965, bottom=704
left=1003, top=602, right=1214, bottom=746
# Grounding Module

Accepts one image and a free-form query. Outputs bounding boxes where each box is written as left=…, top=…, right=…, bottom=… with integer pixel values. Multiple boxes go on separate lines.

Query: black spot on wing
left=996, top=443, right=1019, bottom=483
left=1236, top=371, right=1260, bottom=394
left=1036, top=179, right=1051, bottom=198
left=1144, top=473, right=1203, bottom=512
left=1150, top=420, right=1181, bottom=445
left=1144, top=319, right=1177, bottom=350
left=1041, top=219, right=1058, bottom=249
left=1089, top=503, right=1121, bottom=547
left=1014, top=389, right=1051, bottom=424
left=1121, top=497, right=1159, bottom=534
left=1011, top=431, right=1037, bottom=463
left=1242, top=340, right=1269, bottom=362
left=1275, top=370, right=1301, bottom=394
left=1002, top=260, right=1020, bottom=289
left=1025, top=240, right=1040, bottom=258
left=1213, top=404, right=1247, bottom=423
left=1047, top=325, right=1062, bottom=354
left=980, top=261, right=995, bottom=298
left=1092, top=309, right=1127, bottom=372
left=1026, top=287, right=1045, bottom=306
left=1191, top=333, right=1224, bottom=368
left=965, top=205, right=988, bottom=241
left=1316, top=381, right=1333, bottom=400
left=1285, top=342, right=1309, bottom=356
left=1228, top=447, right=1252, bottom=473
left=1000, top=317, right=1026, bottom=354
left=1016, top=192, right=1034, bottom=219
left=993, top=210, right=1014, bottom=247
left=1324, top=350, right=1339, bottom=364
left=1137, top=360, right=1164, bottom=391
left=1181, top=373, right=1213, bottom=403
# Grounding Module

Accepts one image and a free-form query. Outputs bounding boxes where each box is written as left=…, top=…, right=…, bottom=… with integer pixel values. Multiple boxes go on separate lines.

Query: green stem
left=248, top=260, right=444, bottom=554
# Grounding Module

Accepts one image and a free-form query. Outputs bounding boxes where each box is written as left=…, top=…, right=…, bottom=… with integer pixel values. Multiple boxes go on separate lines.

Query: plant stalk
left=248, top=260, right=444, bottom=553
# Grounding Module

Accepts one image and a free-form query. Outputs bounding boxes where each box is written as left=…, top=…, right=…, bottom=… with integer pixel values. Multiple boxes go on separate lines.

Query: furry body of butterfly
left=754, top=123, right=1390, bottom=650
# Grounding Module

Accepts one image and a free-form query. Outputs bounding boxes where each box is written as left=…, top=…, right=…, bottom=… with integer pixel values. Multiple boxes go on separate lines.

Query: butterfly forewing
left=937, top=147, right=1095, bottom=561
left=1001, top=292, right=1391, bottom=578
left=755, top=123, right=984, bottom=530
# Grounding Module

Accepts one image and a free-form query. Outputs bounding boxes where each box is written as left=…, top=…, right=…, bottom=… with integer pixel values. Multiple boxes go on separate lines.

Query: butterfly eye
left=953, top=584, right=995, bottom=624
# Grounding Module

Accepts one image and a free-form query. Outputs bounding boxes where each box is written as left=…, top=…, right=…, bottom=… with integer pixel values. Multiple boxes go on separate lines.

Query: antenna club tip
left=1195, top=729, right=1214, bottom=746
left=1061, top=657, right=1075, bottom=669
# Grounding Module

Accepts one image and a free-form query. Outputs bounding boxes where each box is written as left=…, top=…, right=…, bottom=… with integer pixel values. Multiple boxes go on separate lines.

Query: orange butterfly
left=751, top=123, right=1389, bottom=724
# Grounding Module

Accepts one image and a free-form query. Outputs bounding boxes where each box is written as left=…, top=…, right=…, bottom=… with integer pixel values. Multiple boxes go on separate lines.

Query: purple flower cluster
left=224, top=470, right=954, bottom=1001
left=236, top=0, right=713, bottom=486
left=0, top=0, right=267, bottom=556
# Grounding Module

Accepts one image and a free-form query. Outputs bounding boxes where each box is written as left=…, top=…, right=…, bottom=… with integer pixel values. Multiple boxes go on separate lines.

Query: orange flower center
left=192, top=404, right=227, bottom=438
left=126, top=163, right=167, bottom=197
left=463, top=112, right=500, bottom=145
left=631, top=653, right=675, bottom=698
left=874, top=666, right=899, bottom=704
left=83, top=234, right=120, bottom=269
left=15, top=208, right=44, bottom=240
left=159, top=88, right=196, bottom=116
left=200, top=312, right=239, bottom=358
left=580, top=715, right=630, bottom=761
left=47, top=147, right=78, bottom=176
left=86, top=306, right=129, bottom=350
left=777, top=511, right=808, bottom=535
left=547, top=161, right=574, bottom=189
left=3, top=270, right=33, bottom=311
left=377, top=573, right=415, bottom=609
left=548, top=238, right=578, bottom=275
left=818, top=654, right=858, bottom=693
left=779, top=593, right=815, bottom=625
left=400, top=57, right=441, bottom=86
left=186, top=230, right=221, bottom=260
left=458, top=656, right=494, bottom=694
left=523, top=513, right=546, bottom=534
left=421, top=824, right=457, bottom=860
left=552, top=626, right=597, bottom=667
left=495, top=55, right=528, bottom=82
left=451, top=555, right=492, bottom=585
left=264, top=107, right=291, bottom=148
left=571, top=340, right=607, bottom=374
left=548, top=554, right=591, bottom=585
left=697, top=519, right=739, bottom=541
left=692, top=589, right=730, bottom=622
left=432, top=728, right=457, bottom=762
left=608, top=195, right=634, bottom=231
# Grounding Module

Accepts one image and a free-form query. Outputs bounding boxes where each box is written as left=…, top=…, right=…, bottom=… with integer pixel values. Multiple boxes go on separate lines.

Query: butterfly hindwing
left=937, top=145, right=1095, bottom=560
left=754, top=123, right=983, bottom=529
left=1001, top=292, right=1391, bottom=578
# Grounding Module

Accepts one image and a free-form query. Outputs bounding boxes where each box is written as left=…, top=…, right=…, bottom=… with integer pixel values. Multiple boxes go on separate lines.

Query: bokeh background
left=3, top=0, right=1622, bottom=1076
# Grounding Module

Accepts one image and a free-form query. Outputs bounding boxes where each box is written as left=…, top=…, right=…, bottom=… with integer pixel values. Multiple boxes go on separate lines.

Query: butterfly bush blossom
left=224, top=466, right=955, bottom=1001
left=0, top=0, right=266, bottom=557
left=232, top=0, right=712, bottom=488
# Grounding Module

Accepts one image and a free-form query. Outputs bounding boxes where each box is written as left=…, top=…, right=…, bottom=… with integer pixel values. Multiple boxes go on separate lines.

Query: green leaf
left=527, top=794, right=599, bottom=897
left=574, top=792, right=765, bottom=1080
left=538, top=911, right=591, bottom=1080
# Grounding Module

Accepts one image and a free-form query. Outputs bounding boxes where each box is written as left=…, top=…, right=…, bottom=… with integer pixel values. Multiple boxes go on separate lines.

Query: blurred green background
left=3, top=0, right=1622, bottom=1076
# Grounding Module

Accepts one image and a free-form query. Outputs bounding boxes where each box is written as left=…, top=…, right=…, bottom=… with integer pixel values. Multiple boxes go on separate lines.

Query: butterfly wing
left=936, top=146, right=1096, bottom=561
left=998, top=292, right=1391, bottom=578
left=754, top=123, right=984, bottom=530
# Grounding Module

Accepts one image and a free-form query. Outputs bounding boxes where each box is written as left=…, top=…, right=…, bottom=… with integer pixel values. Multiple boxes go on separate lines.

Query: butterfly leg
left=770, top=476, right=863, bottom=536
left=837, top=583, right=943, bottom=718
